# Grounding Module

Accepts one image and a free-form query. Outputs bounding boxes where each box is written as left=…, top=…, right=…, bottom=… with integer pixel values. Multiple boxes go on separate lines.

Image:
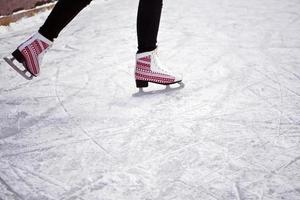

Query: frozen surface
left=0, top=0, right=300, bottom=199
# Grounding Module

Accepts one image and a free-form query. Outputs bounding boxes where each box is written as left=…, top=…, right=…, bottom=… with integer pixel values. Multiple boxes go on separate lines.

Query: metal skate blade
left=3, top=56, right=33, bottom=80
left=132, top=82, right=185, bottom=97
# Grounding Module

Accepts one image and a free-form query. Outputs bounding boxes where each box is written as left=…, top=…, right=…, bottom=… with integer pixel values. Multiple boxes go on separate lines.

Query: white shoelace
left=151, top=50, right=171, bottom=74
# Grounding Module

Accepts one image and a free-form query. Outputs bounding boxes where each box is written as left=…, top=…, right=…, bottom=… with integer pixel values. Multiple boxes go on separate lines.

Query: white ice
left=0, top=0, right=300, bottom=199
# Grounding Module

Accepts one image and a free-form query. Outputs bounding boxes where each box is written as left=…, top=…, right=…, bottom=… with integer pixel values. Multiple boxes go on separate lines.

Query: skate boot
left=135, top=48, right=183, bottom=88
left=3, top=32, right=53, bottom=80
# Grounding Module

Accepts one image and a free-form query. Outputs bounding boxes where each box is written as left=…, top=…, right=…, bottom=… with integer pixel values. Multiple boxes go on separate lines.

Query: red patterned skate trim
left=135, top=56, right=176, bottom=84
left=136, top=61, right=151, bottom=70
left=139, top=55, right=151, bottom=62
left=135, top=73, right=175, bottom=84
left=20, top=40, right=49, bottom=76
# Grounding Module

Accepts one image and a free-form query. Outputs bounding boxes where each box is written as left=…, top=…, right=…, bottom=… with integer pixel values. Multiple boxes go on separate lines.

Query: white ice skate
left=134, top=48, right=184, bottom=94
left=3, top=32, right=52, bottom=80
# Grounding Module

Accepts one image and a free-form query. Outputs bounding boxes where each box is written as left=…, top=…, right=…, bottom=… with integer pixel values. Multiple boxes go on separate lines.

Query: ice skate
left=135, top=48, right=183, bottom=94
left=3, top=32, right=53, bottom=80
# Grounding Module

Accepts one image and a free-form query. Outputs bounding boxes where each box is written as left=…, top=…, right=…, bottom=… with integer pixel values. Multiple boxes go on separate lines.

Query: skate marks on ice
left=3, top=57, right=33, bottom=80
left=132, top=82, right=185, bottom=97
left=0, top=160, right=72, bottom=200
left=1, top=0, right=300, bottom=199
left=0, top=175, right=24, bottom=200
left=53, top=66, right=115, bottom=159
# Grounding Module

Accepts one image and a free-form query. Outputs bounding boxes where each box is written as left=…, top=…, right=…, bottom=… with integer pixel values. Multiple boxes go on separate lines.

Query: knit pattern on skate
left=135, top=55, right=175, bottom=84
left=20, top=39, right=49, bottom=76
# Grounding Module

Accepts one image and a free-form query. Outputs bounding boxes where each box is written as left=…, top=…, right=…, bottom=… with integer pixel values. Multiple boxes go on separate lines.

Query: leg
left=6, top=0, right=93, bottom=78
left=137, top=0, right=163, bottom=53
left=135, top=0, right=183, bottom=88
left=39, top=0, right=93, bottom=41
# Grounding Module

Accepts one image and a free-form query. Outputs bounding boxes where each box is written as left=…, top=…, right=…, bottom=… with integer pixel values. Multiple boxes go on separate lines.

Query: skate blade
left=132, top=82, right=185, bottom=97
left=3, top=56, right=33, bottom=80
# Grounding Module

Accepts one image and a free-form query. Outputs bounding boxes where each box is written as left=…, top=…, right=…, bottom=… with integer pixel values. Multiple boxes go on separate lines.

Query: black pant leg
left=39, top=0, right=93, bottom=41
left=137, top=0, right=163, bottom=53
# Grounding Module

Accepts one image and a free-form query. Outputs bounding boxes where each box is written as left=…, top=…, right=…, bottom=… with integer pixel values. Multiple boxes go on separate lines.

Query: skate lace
left=152, top=49, right=171, bottom=74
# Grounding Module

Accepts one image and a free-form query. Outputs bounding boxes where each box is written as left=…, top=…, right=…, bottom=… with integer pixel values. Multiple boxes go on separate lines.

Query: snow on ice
left=0, top=0, right=299, bottom=199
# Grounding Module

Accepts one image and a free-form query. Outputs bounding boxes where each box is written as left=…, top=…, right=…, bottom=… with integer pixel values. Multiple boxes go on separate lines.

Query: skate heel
left=12, top=49, right=25, bottom=63
left=136, top=80, right=148, bottom=88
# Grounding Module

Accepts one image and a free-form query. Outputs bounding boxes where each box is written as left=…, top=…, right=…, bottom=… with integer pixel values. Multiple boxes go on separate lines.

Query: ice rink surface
left=0, top=0, right=300, bottom=199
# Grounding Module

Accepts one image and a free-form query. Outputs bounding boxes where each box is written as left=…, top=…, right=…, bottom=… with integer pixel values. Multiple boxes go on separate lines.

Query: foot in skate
left=134, top=48, right=183, bottom=89
left=3, top=32, right=52, bottom=80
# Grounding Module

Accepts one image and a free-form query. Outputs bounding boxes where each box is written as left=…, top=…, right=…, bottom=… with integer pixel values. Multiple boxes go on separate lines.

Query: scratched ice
left=0, top=0, right=299, bottom=199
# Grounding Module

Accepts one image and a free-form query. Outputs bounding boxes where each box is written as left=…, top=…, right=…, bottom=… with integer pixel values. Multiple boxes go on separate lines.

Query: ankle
left=137, top=46, right=157, bottom=54
left=38, top=30, right=54, bottom=42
